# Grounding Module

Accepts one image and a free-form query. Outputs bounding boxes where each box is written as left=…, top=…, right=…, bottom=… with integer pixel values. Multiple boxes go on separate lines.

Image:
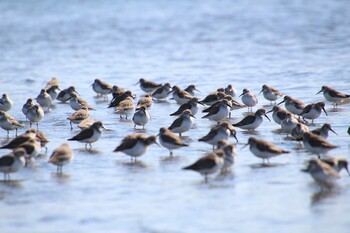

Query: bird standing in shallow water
left=0, top=93, right=13, bottom=112
left=302, top=132, right=337, bottom=158
left=311, top=123, right=337, bottom=139
left=132, top=106, right=150, bottom=129
left=260, top=85, right=283, bottom=105
left=240, top=88, right=258, bottom=112
left=49, top=142, right=73, bottom=173
left=0, top=148, right=26, bottom=181
left=68, top=121, right=106, bottom=150
left=317, top=86, right=350, bottom=108
left=233, top=109, right=270, bottom=131
left=168, top=109, right=195, bottom=136
left=0, top=111, right=24, bottom=138
left=158, top=127, right=188, bottom=157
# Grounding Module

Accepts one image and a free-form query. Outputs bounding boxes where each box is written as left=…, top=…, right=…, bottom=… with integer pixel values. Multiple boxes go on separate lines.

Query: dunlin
left=219, top=143, right=236, bottom=173
left=260, top=85, right=283, bottom=104
left=311, top=123, right=337, bottom=139
left=68, top=121, right=105, bottom=150
left=0, top=130, right=36, bottom=150
left=239, top=88, right=258, bottom=111
left=36, top=89, right=52, bottom=111
left=170, top=86, right=193, bottom=105
left=202, top=99, right=231, bottom=123
left=300, top=102, right=327, bottom=123
left=26, top=104, right=44, bottom=129
left=278, top=95, right=305, bottom=115
left=0, top=111, right=24, bottom=138
left=291, top=123, right=309, bottom=140
left=46, top=85, right=60, bottom=101
left=281, top=113, right=299, bottom=136
left=168, top=109, right=195, bottom=136
left=152, top=83, right=172, bottom=101
left=266, top=106, right=288, bottom=125
left=57, top=86, right=77, bottom=103
left=49, top=142, right=74, bottom=173
left=0, top=93, right=13, bottom=112
left=317, top=86, right=350, bottom=107
left=199, top=91, right=225, bottom=105
left=184, top=84, right=200, bottom=96
left=25, top=128, right=49, bottom=151
left=0, top=148, right=26, bottom=181
left=158, top=127, right=188, bottom=156
left=19, top=137, right=42, bottom=160
left=111, top=85, right=126, bottom=99
left=45, top=77, right=60, bottom=90
left=233, top=108, right=270, bottom=131
left=302, top=159, right=340, bottom=185
left=114, top=134, right=158, bottom=161
left=78, top=119, right=96, bottom=130
left=132, top=106, right=151, bottom=129
left=69, top=93, right=95, bottom=111
left=92, top=79, right=113, bottom=98
left=108, top=90, right=134, bottom=108
left=22, top=98, right=35, bottom=119
left=243, top=137, right=289, bottom=163
left=302, top=132, right=337, bottom=157
left=183, top=149, right=225, bottom=182
left=67, top=107, right=89, bottom=130
left=115, top=96, right=135, bottom=119
left=225, top=84, right=237, bottom=98
left=199, top=122, right=237, bottom=150
left=137, top=78, right=162, bottom=93
left=170, top=97, right=202, bottom=116
left=136, top=93, right=153, bottom=109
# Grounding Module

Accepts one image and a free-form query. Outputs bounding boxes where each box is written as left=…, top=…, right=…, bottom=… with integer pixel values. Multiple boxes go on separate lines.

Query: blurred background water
left=1, top=0, right=350, bottom=232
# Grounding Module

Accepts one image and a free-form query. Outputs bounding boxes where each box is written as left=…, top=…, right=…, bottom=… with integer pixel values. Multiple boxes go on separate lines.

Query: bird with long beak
left=278, top=95, right=305, bottom=116
left=321, top=158, right=350, bottom=176
left=302, top=132, right=337, bottom=158
left=114, top=134, right=159, bottom=162
left=240, top=88, right=258, bottom=112
left=0, top=147, right=26, bottom=181
left=49, top=142, right=74, bottom=174
left=168, top=109, right=195, bottom=137
left=266, top=106, right=288, bottom=125
left=302, top=159, right=340, bottom=186
left=0, top=93, right=14, bottom=112
left=169, top=86, right=194, bottom=105
left=201, top=99, right=232, bottom=123
left=136, top=78, right=162, bottom=93
left=317, top=86, right=350, bottom=108
left=311, top=123, right=337, bottom=139
left=91, top=79, right=113, bottom=98
left=26, top=104, right=45, bottom=129
left=300, top=102, right=327, bottom=124
left=233, top=109, right=270, bottom=131
left=259, top=84, right=283, bottom=104
left=152, top=83, right=172, bottom=101
left=184, top=84, right=200, bottom=96
left=157, top=127, right=188, bottom=157
left=170, top=97, right=203, bottom=116
left=68, top=121, right=106, bottom=150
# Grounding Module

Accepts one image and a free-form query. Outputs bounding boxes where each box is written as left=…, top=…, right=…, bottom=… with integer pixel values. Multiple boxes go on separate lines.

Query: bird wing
left=233, top=115, right=255, bottom=126
left=115, top=136, right=138, bottom=151
left=184, top=155, right=216, bottom=170
left=69, top=127, right=94, bottom=141
left=0, top=155, right=15, bottom=166
left=256, top=141, right=288, bottom=154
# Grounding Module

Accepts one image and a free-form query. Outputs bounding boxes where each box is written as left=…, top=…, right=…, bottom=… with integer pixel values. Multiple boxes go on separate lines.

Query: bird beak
left=316, top=89, right=323, bottom=95
left=266, top=109, right=274, bottom=114
left=241, top=143, right=249, bottom=150
left=259, top=89, right=263, bottom=94
left=239, top=93, right=244, bottom=97
left=345, top=166, right=350, bottom=177
left=197, top=101, right=204, bottom=106
left=329, top=127, right=338, bottom=136
left=277, top=100, right=285, bottom=105
left=301, top=167, right=309, bottom=173
left=264, top=114, right=271, bottom=121
left=154, top=141, right=161, bottom=147
left=322, top=107, right=328, bottom=116
left=190, top=114, right=196, bottom=119
left=233, top=134, right=238, bottom=143
left=195, top=88, right=201, bottom=93
left=134, top=81, right=140, bottom=85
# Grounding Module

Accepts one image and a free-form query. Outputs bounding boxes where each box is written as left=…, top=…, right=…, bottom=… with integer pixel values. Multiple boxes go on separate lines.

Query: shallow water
left=1, top=0, right=350, bottom=232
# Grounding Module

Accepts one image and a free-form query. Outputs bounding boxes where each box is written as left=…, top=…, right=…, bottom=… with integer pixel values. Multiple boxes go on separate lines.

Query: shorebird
left=202, top=99, right=232, bottom=123
left=243, top=137, right=289, bottom=163
left=233, top=108, right=270, bottom=131
left=26, top=104, right=44, bottom=129
left=184, top=84, right=200, bottom=96
left=136, top=93, right=153, bottom=109
left=302, top=159, right=340, bottom=186
left=321, top=158, right=350, bottom=176
left=219, top=143, right=236, bottom=173
left=266, top=106, right=288, bottom=125
left=45, top=77, right=60, bottom=90
left=19, top=137, right=42, bottom=160
left=111, top=85, right=126, bottom=100
left=291, top=123, right=309, bottom=140
left=115, top=96, right=135, bottom=119
left=170, top=97, right=202, bottom=116
left=278, top=95, right=305, bottom=116
left=92, top=79, right=113, bottom=98
left=300, top=102, right=327, bottom=123
left=46, top=85, right=60, bottom=101
left=78, top=119, right=96, bottom=130
left=67, top=107, right=89, bottom=130
left=25, top=128, right=49, bottom=152
left=0, top=93, right=13, bottom=112
left=136, top=78, right=162, bottom=93
left=152, top=83, right=172, bottom=101
left=168, top=109, right=195, bottom=136
left=170, top=86, right=193, bottom=105
left=132, top=106, right=151, bottom=129
left=260, top=85, right=283, bottom=104
left=311, top=123, right=337, bottom=139
left=68, top=121, right=105, bottom=150
left=302, top=132, right=337, bottom=157
left=183, top=149, right=225, bottom=182
left=225, top=84, right=237, bottom=98
left=108, top=90, right=134, bottom=108
left=199, top=122, right=237, bottom=150
left=0, top=111, right=24, bottom=138
left=199, top=91, right=225, bottom=105
left=69, top=93, right=95, bottom=111
left=114, top=134, right=158, bottom=161
left=239, top=88, right=258, bottom=111
left=0, top=148, right=26, bottom=181
left=317, top=86, right=350, bottom=107
left=158, top=127, right=188, bottom=156
left=281, top=113, right=299, bottom=136
left=22, top=98, right=35, bottom=120
left=49, top=142, right=74, bottom=173
left=0, top=130, right=36, bottom=150
left=36, top=89, right=52, bottom=111
left=57, top=86, right=77, bottom=103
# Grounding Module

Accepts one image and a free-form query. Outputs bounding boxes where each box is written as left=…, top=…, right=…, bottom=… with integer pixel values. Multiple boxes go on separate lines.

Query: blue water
left=1, top=0, right=350, bottom=232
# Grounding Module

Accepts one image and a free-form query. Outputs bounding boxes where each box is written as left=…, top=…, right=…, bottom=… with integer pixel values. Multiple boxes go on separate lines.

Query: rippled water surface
left=1, top=0, right=350, bottom=232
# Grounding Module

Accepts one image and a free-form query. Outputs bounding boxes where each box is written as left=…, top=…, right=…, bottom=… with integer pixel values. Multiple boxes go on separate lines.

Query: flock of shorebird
left=0, top=77, right=350, bottom=187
